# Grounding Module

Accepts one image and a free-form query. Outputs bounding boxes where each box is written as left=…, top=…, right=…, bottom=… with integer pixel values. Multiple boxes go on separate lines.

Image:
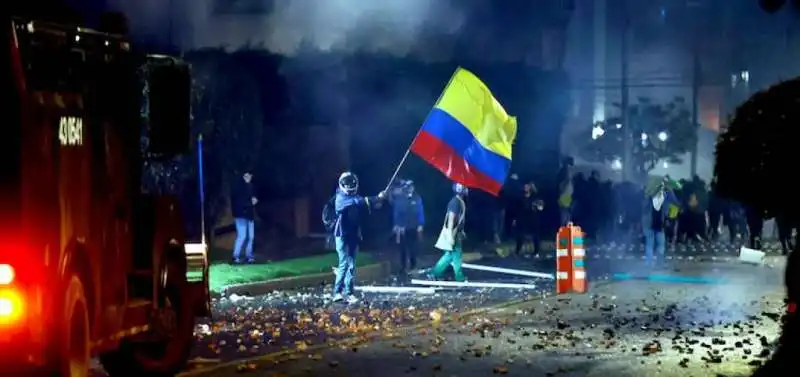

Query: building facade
left=563, top=0, right=794, bottom=182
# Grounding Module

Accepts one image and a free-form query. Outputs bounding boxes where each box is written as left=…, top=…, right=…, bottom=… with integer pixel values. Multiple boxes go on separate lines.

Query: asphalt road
left=183, top=259, right=790, bottom=377
left=88, top=240, right=790, bottom=376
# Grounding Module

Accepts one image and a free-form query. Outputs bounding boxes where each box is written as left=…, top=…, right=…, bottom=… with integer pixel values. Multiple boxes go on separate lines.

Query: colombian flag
left=410, top=68, right=517, bottom=196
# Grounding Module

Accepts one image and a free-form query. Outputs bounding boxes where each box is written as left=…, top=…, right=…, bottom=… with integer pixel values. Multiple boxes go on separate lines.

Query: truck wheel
left=59, top=275, right=91, bottom=377
left=100, top=262, right=195, bottom=377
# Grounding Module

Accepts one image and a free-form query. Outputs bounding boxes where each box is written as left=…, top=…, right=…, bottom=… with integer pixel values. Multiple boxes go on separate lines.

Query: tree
left=579, top=97, right=696, bottom=181
left=714, top=78, right=800, bottom=219
left=715, top=77, right=800, bottom=376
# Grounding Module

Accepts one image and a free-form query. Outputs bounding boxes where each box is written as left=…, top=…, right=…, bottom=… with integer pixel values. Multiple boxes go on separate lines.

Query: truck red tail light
left=0, top=265, right=23, bottom=326
left=0, top=264, right=15, bottom=285
left=0, top=289, right=23, bottom=325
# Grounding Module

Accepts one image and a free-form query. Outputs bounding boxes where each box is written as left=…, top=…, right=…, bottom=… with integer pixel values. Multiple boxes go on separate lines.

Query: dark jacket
left=231, top=179, right=255, bottom=220
left=392, top=194, right=425, bottom=229
left=641, top=190, right=678, bottom=230
left=512, top=193, right=543, bottom=227
left=334, top=189, right=379, bottom=240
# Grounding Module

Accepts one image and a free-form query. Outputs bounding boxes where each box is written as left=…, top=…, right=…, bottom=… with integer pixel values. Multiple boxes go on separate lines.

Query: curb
left=218, top=252, right=485, bottom=297
left=180, top=287, right=543, bottom=377
left=523, top=251, right=787, bottom=264
left=220, top=262, right=391, bottom=297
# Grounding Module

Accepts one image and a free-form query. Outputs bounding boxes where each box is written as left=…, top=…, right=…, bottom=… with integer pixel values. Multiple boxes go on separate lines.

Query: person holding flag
left=382, top=67, right=516, bottom=281
left=331, top=172, right=387, bottom=304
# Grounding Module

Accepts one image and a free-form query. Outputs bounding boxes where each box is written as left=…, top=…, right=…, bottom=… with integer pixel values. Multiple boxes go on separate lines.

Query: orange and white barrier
left=556, top=222, right=587, bottom=294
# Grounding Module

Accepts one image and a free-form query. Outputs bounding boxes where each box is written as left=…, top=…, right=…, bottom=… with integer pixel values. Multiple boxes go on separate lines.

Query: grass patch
left=209, top=252, right=377, bottom=293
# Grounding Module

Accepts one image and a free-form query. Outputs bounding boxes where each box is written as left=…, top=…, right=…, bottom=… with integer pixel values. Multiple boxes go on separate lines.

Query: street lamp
left=657, top=131, right=668, bottom=141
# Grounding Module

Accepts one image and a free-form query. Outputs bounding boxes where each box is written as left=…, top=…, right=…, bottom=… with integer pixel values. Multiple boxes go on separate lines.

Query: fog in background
left=106, top=0, right=470, bottom=57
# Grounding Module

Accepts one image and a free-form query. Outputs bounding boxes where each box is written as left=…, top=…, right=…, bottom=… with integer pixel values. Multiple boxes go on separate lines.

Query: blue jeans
left=493, top=209, right=505, bottom=243
left=334, top=237, right=358, bottom=296
left=233, top=218, right=255, bottom=261
left=644, top=228, right=666, bottom=266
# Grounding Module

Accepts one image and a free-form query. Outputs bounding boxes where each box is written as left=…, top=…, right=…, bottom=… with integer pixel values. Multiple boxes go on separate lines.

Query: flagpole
left=382, top=67, right=462, bottom=192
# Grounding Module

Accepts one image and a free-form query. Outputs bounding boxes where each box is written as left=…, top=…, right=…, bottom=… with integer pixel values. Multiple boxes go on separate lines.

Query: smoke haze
left=107, top=0, right=468, bottom=56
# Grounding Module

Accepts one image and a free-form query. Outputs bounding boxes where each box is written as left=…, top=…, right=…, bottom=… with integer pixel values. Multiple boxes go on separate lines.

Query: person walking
left=642, top=180, right=678, bottom=268
left=231, top=171, right=257, bottom=264
left=428, top=183, right=468, bottom=282
left=391, top=180, right=425, bottom=277
left=512, top=180, right=544, bottom=256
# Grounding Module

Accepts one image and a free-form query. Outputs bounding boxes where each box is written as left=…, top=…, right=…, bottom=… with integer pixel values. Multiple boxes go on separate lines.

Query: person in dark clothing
left=723, top=201, right=744, bottom=242
left=332, top=172, right=386, bottom=304
left=231, top=171, right=257, bottom=264
left=557, top=157, right=575, bottom=226
left=391, top=180, right=425, bottom=276
left=642, top=180, right=678, bottom=268
left=512, top=181, right=544, bottom=256
left=497, top=173, right=520, bottom=243
left=745, top=206, right=764, bottom=250
left=707, top=189, right=724, bottom=241
left=598, top=180, right=615, bottom=242
left=583, top=171, right=601, bottom=241
left=776, top=213, right=796, bottom=255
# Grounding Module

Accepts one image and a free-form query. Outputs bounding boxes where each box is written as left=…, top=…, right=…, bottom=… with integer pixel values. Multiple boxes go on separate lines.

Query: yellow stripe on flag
left=433, top=68, right=517, bottom=160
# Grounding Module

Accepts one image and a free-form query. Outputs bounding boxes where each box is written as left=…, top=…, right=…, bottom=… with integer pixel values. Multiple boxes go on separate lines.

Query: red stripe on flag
left=411, top=130, right=503, bottom=195
left=789, top=302, right=796, bottom=314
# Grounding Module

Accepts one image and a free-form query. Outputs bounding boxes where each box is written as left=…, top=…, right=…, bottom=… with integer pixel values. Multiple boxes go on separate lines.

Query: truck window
left=18, top=35, right=86, bottom=93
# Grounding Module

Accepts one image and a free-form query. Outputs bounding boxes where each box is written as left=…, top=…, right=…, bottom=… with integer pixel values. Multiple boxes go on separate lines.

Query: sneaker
left=246, top=258, right=256, bottom=264
left=232, top=259, right=242, bottom=264
left=332, top=293, right=344, bottom=302
left=426, top=273, right=438, bottom=281
left=346, top=295, right=360, bottom=304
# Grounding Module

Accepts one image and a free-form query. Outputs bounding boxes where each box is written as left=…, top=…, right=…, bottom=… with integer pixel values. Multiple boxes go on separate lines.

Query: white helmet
left=453, top=183, right=468, bottom=195
left=338, top=172, right=359, bottom=195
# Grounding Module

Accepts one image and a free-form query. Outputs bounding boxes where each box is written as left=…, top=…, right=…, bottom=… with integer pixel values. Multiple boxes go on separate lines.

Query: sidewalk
left=211, top=253, right=380, bottom=295
left=214, top=247, right=484, bottom=297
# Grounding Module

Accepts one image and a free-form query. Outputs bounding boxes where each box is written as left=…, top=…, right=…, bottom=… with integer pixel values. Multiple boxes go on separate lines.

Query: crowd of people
left=227, top=163, right=796, bottom=301
left=496, top=158, right=796, bottom=260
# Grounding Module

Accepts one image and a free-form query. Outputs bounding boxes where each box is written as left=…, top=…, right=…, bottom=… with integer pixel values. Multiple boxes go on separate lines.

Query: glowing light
left=0, top=289, right=23, bottom=325
left=657, top=131, right=668, bottom=141
left=615, top=123, right=622, bottom=129
left=591, top=125, right=605, bottom=140
left=641, top=133, right=648, bottom=141
left=0, top=298, right=12, bottom=316
left=410, top=279, right=538, bottom=290
left=611, top=158, right=623, bottom=171
left=662, top=161, right=669, bottom=168
left=355, top=286, right=436, bottom=294
left=461, top=263, right=555, bottom=279
left=0, top=265, right=14, bottom=285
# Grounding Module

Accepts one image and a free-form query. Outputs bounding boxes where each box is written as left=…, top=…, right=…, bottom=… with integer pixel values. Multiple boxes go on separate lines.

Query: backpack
left=321, top=195, right=338, bottom=232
